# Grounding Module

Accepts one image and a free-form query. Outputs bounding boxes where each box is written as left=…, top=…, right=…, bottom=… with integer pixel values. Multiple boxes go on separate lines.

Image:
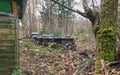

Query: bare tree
left=50, top=0, right=100, bottom=25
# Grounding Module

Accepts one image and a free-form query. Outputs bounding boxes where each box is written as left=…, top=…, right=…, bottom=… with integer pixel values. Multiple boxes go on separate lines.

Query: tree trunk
left=95, top=0, right=118, bottom=74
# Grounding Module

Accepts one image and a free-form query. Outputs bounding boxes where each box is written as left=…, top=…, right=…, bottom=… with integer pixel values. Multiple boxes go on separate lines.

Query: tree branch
left=82, top=0, right=90, bottom=12
left=50, top=0, right=88, bottom=18
left=50, top=0, right=100, bottom=25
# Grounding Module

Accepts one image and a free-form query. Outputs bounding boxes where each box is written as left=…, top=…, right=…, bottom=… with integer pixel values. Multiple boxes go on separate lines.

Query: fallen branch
left=106, top=61, right=120, bottom=67
left=100, top=59, right=109, bottom=75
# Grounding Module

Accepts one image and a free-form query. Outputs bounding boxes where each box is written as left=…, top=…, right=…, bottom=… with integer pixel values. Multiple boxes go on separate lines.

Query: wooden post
left=11, top=0, right=18, bottom=15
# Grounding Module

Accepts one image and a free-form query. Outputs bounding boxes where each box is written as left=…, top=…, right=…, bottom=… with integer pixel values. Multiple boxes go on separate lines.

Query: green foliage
left=75, top=28, right=86, bottom=40
left=11, top=70, right=19, bottom=75
left=11, top=69, right=23, bottom=75
left=21, top=40, right=33, bottom=49
left=47, top=43, right=56, bottom=48
left=54, top=27, right=62, bottom=37
left=40, top=48, right=52, bottom=58
left=54, top=61, right=64, bottom=71
left=30, top=46, right=52, bottom=58
left=39, top=26, right=47, bottom=35
left=97, top=27, right=116, bottom=38
left=97, top=27, right=116, bottom=61
left=48, top=69, right=56, bottom=74
left=95, top=27, right=116, bottom=74
left=31, top=46, right=52, bottom=58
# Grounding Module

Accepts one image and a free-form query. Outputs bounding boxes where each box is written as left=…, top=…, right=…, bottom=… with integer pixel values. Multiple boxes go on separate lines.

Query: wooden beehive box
left=0, top=12, right=18, bottom=75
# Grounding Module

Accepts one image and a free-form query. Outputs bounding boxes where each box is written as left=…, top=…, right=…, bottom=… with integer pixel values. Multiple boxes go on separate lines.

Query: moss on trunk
left=95, top=0, right=118, bottom=74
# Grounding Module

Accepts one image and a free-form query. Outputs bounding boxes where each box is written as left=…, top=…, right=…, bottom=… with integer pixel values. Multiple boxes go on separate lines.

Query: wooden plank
left=0, top=49, right=15, bottom=53
left=12, top=0, right=18, bottom=15
left=0, top=70, right=11, bottom=75
left=0, top=46, right=15, bottom=49
left=0, top=24, right=14, bottom=29
left=0, top=35, right=15, bottom=40
left=0, top=58, right=15, bottom=64
left=0, top=29, right=15, bottom=34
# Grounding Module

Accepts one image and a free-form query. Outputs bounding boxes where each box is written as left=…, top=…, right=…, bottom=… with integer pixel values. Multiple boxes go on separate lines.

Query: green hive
left=0, top=0, right=12, bottom=13
left=0, top=13, right=18, bottom=75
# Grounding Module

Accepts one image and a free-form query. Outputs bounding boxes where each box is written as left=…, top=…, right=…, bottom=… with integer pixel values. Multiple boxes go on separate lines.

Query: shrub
left=54, top=27, right=62, bottom=37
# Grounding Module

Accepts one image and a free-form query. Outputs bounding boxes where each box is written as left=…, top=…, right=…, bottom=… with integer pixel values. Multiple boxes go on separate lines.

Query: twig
left=100, top=59, right=109, bottom=75
left=106, top=61, right=120, bottom=67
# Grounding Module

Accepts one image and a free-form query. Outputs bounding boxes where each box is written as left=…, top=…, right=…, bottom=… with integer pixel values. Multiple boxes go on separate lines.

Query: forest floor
left=15, top=39, right=95, bottom=75
left=11, top=39, right=120, bottom=75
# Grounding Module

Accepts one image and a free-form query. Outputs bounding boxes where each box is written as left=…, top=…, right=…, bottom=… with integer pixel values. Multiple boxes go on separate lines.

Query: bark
left=28, top=0, right=32, bottom=34
left=95, top=0, right=118, bottom=74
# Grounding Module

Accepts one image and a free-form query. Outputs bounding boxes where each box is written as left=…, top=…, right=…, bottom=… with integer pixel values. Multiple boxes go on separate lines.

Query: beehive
left=0, top=0, right=12, bottom=13
left=0, top=12, right=18, bottom=75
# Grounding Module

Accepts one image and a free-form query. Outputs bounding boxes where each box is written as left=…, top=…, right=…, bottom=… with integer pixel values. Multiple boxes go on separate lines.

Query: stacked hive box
left=0, top=13, right=18, bottom=75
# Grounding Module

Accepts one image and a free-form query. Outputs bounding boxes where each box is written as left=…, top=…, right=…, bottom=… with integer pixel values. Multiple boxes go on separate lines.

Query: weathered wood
left=107, top=61, right=120, bottom=67
left=0, top=29, right=15, bottom=34
left=0, top=13, right=18, bottom=75
left=12, top=0, right=18, bottom=15
left=100, top=59, right=109, bottom=75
